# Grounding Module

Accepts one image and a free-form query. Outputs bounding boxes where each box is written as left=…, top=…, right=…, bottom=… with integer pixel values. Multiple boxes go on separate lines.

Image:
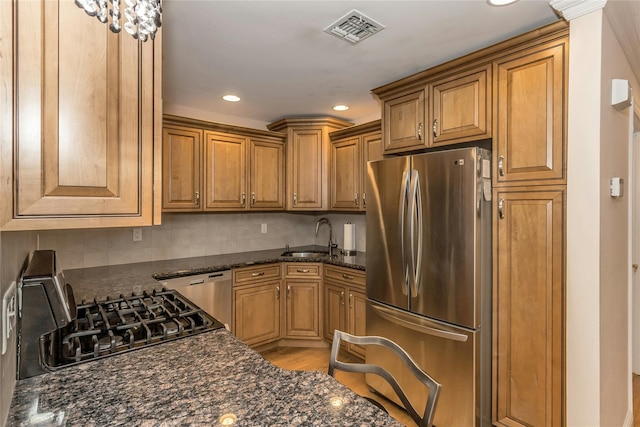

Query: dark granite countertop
left=65, top=246, right=366, bottom=302
left=8, top=329, right=400, bottom=426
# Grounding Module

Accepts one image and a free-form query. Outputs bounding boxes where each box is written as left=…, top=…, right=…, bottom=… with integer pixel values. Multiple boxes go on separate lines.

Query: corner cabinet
left=282, top=263, right=323, bottom=340
left=0, top=0, right=162, bottom=230
left=267, top=118, right=352, bottom=210
left=162, top=116, right=285, bottom=212
left=329, top=120, right=382, bottom=211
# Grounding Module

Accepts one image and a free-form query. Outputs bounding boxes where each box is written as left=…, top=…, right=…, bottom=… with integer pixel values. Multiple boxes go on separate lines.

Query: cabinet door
left=234, top=281, right=281, bottom=347
left=7, top=0, right=157, bottom=228
left=494, top=39, right=567, bottom=186
left=162, top=127, right=202, bottom=211
left=204, top=132, right=246, bottom=210
left=431, top=65, right=491, bottom=147
left=361, top=131, right=382, bottom=211
left=249, top=138, right=284, bottom=210
left=289, top=128, right=325, bottom=210
left=324, top=283, right=346, bottom=342
left=382, top=88, right=427, bottom=154
left=331, top=137, right=360, bottom=210
left=347, top=288, right=367, bottom=358
left=284, top=280, right=321, bottom=338
left=493, top=189, right=564, bottom=427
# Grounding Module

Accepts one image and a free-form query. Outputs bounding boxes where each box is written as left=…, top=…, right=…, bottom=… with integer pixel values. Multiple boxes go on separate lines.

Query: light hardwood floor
left=260, top=346, right=416, bottom=427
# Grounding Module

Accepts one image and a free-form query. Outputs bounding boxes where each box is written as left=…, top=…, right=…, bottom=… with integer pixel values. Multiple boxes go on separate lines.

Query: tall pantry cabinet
left=0, top=0, right=162, bottom=230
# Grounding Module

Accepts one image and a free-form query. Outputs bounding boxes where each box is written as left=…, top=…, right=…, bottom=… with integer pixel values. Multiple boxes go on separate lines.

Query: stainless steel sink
left=280, top=251, right=329, bottom=258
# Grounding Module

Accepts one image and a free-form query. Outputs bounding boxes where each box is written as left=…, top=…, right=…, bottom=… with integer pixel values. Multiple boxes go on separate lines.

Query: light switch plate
left=2, top=281, right=16, bottom=355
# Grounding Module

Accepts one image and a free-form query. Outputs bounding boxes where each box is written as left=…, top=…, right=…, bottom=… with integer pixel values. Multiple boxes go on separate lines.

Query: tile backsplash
left=34, top=212, right=366, bottom=270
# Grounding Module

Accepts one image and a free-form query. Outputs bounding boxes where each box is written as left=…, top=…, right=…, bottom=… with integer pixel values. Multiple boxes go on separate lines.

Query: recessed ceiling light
left=487, top=0, right=519, bottom=5
left=333, top=105, right=349, bottom=111
left=223, top=95, right=240, bottom=102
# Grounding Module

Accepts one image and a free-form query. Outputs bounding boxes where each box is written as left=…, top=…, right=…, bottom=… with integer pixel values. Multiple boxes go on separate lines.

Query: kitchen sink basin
left=280, top=251, right=329, bottom=258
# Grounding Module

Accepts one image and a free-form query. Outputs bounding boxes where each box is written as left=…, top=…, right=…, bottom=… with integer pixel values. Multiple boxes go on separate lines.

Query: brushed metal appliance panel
left=366, top=300, right=479, bottom=427
left=366, top=155, right=411, bottom=310
left=410, top=147, right=483, bottom=329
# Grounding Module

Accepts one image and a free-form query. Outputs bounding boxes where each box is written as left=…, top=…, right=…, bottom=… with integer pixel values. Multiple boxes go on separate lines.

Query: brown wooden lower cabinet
left=283, top=280, right=320, bottom=338
left=233, top=280, right=281, bottom=347
left=493, top=187, right=565, bottom=427
left=323, top=265, right=366, bottom=358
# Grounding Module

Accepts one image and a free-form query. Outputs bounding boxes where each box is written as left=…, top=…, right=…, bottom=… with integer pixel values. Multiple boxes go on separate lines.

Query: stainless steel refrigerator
left=365, top=146, right=492, bottom=426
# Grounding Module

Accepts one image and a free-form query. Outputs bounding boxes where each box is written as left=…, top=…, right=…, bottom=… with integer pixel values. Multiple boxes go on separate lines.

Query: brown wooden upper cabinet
left=493, top=37, right=568, bottom=186
left=162, top=116, right=285, bottom=212
left=329, top=120, right=382, bottom=211
left=430, top=65, right=491, bottom=147
left=268, top=118, right=352, bottom=211
left=1, top=0, right=162, bottom=230
left=375, top=65, right=491, bottom=155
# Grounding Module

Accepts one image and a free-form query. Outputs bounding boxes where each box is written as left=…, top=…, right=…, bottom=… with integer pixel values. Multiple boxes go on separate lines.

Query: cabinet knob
left=362, top=192, right=366, bottom=207
left=251, top=192, right=256, bottom=205
left=293, top=192, right=297, bottom=206
left=432, top=119, right=438, bottom=139
left=287, top=285, right=291, bottom=298
left=354, top=193, right=359, bottom=205
left=498, top=198, right=505, bottom=219
left=340, top=291, right=345, bottom=304
left=276, top=286, right=280, bottom=299
left=417, top=123, right=423, bottom=141
left=241, top=192, right=246, bottom=206
left=195, top=191, right=200, bottom=204
left=498, top=156, right=505, bottom=177
left=349, top=293, right=353, bottom=308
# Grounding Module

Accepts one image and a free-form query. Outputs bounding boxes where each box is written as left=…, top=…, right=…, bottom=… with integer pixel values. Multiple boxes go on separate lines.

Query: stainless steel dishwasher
left=157, top=270, right=232, bottom=330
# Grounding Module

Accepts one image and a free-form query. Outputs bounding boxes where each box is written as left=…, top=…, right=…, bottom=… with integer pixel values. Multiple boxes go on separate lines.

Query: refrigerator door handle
left=399, top=170, right=411, bottom=296
left=408, top=170, right=422, bottom=298
left=370, top=302, right=469, bottom=342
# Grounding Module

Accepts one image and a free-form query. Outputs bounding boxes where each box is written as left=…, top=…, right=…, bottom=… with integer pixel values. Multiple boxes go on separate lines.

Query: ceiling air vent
left=323, top=10, right=385, bottom=45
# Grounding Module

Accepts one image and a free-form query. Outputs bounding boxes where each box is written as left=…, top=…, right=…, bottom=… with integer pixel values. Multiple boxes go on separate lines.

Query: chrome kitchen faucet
left=315, top=218, right=338, bottom=257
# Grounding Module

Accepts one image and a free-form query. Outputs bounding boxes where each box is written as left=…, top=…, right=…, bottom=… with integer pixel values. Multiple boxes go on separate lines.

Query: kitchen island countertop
left=8, top=328, right=400, bottom=426
left=65, top=246, right=365, bottom=302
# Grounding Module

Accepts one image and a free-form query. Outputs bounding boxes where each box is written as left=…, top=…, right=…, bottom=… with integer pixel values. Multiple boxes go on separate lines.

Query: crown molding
left=549, top=0, right=607, bottom=21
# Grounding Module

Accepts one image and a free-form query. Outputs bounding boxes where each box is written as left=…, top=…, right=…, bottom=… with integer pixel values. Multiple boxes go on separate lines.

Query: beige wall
left=567, top=7, right=640, bottom=426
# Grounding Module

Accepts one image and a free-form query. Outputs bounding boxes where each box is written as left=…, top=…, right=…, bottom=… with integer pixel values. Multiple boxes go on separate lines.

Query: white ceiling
left=162, top=1, right=564, bottom=126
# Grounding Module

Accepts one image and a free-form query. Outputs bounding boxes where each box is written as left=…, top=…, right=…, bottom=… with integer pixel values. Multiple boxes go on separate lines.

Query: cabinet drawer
left=324, top=265, right=365, bottom=287
left=284, top=263, right=321, bottom=278
left=233, top=264, right=281, bottom=285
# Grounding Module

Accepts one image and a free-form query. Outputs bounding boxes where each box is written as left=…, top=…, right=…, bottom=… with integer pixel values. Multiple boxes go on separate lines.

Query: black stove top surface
left=40, top=289, right=224, bottom=372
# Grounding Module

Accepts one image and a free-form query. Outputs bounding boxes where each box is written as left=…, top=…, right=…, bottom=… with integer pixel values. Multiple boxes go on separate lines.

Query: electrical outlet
left=133, top=228, right=143, bottom=242
left=261, top=224, right=267, bottom=234
left=2, top=281, right=16, bottom=355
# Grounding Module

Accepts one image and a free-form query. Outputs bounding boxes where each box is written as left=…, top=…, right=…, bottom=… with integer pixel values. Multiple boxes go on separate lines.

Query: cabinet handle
left=296, top=268, right=310, bottom=273
left=195, top=191, right=200, bottom=204
left=241, top=192, right=246, bottom=206
left=276, top=286, right=280, bottom=299
left=498, top=198, right=505, bottom=219
left=634, top=264, right=639, bottom=273
left=251, top=271, right=265, bottom=277
left=417, top=123, right=423, bottom=141
left=349, top=293, right=353, bottom=308
left=340, top=291, right=345, bottom=305
left=342, top=273, right=354, bottom=280
left=251, top=192, right=256, bottom=205
left=287, top=285, right=291, bottom=298
left=293, top=192, right=297, bottom=206
left=432, top=119, right=438, bottom=138
left=354, top=192, right=359, bottom=205
left=362, top=192, right=366, bottom=207
left=498, top=156, right=505, bottom=176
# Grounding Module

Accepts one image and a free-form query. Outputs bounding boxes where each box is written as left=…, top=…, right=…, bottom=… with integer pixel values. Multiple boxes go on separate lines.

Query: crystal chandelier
left=75, top=0, right=161, bottom=42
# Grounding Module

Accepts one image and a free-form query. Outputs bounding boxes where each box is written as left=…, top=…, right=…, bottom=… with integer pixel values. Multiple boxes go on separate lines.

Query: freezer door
left=410, top=147, right=488, bottom=329
left=366, top=300, right=489, bottom=427
left=366, top=155, right=411, bottom=310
